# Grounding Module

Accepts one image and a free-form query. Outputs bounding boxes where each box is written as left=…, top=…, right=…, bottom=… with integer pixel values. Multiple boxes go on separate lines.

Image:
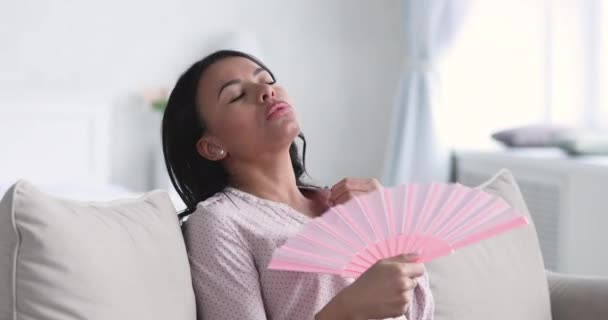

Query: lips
left=266, top=102, right=291, bottom=120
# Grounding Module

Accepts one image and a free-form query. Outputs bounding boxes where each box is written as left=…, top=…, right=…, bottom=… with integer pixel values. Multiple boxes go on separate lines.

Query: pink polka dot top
left=182, top=187, right=434, bottom=320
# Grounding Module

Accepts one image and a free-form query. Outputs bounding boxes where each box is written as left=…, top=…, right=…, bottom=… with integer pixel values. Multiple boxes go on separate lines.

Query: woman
left=162, top=50, right=434, bottom=320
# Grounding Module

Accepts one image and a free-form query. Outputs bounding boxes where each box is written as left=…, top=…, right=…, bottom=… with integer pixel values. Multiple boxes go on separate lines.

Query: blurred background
left=1, top=0, right=607, bottom=276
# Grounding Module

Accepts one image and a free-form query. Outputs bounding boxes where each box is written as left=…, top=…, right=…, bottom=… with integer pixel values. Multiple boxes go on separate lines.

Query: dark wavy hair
left=162, top=50, right=311, bottom=220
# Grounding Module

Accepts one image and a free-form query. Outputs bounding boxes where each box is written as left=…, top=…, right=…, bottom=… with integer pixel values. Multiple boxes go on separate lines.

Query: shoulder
left=185, top=190, right=240, bottom=230
left=182, top=190, right=249, bottom=253
left=198, top=189, right=237, bottom=212
left=183, top=188, right=266, bottom=238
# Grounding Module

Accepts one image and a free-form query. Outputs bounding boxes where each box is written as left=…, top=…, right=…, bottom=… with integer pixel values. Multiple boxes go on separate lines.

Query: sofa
left=1, top=169, right=607, bottom=319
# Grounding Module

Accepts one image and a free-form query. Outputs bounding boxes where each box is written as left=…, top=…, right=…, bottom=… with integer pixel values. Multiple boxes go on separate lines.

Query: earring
left=218, top=150, right=225, bottom=156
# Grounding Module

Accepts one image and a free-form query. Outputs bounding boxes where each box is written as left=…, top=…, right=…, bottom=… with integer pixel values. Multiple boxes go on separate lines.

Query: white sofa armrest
left=547, top=270, right=608, bottom=320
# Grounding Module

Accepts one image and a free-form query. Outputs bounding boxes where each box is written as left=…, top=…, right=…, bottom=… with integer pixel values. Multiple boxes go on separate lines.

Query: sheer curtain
left=383, top=0, right=470, bottom=186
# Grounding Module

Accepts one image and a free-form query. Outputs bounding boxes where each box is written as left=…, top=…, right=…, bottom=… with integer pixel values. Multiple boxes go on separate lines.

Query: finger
left=369, top=178, right=383, bottom=190
left=392, top=290, right=412, bottom=314
left=386, top=253, right=420, bottom=263
left=329, top=179, right=376, bottom=203
left=328, top=189, right=352, bottom=205
left=401, top=277, right=419, bottom=292
left=312, top=188, right=332, bottom=205
left=395, top=277, right=419, bottom=294
left=329, top=178, right=349, bottom=193
left=330, top=190, right=363, bottom=206
left=330, top=177, right=375, bottom=194
left=400, top=263, right=425, bottom=279
left=330, top=178, right=360, bottom=196
left=387, top=259, right=425, bottom=279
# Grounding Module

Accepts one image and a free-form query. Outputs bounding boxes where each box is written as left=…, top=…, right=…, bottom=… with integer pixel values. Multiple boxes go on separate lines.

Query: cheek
left=275, top=86, right=293, bottom=104
left=215, top=107, right=261, bottom=146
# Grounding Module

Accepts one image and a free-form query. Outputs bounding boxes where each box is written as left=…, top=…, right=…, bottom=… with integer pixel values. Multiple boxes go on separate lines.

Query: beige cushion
left=0, top=180, right=196, bottom=320
left=426, top=169, right=551, bottom=320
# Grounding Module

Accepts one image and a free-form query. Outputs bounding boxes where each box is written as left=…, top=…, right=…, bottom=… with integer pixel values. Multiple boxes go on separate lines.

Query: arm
left=315, top=293, right=357, bottom=320
left=183, top=208, right=267, bottom=320
left=547, top=270, right=608, bottom=320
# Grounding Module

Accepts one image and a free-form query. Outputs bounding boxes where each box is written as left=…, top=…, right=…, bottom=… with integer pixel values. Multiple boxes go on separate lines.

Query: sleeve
left=408, top=271, right=435, bottom=320
left=183, top=207, right=268, bottom=320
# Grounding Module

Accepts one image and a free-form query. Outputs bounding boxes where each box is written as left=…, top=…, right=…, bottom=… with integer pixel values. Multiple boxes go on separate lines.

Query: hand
left=328, top=177, right=382, bottom=206
left=317, top=254, right=424, bottom=320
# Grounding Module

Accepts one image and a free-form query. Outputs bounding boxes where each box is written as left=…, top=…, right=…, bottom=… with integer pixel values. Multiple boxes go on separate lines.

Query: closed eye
left=230, top=79, right=275, bottom=103
left=230, top=92, right=245, bottom=103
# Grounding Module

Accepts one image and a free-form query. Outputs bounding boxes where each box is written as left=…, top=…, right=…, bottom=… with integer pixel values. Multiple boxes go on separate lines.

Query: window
left=436, top=0, right=607, bottom=148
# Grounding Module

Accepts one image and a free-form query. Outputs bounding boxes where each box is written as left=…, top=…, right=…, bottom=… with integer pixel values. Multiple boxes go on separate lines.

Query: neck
left=226, top=150, right=309, bottom=209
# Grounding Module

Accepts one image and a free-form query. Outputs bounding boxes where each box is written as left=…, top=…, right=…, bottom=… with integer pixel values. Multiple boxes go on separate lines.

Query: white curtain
left=383, top=0, right=470, bottom=186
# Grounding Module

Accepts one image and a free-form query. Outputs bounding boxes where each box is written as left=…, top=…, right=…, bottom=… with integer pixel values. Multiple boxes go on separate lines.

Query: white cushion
left=426, top=169, right=551, bottom=320
left=0, top=181, right=137, bottom=202
left=0, top=180, right=196, bottom=320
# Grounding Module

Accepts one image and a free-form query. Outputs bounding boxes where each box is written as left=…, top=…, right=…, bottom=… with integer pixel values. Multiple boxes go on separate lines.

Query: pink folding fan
left=267, top=183, right=529, bottom=278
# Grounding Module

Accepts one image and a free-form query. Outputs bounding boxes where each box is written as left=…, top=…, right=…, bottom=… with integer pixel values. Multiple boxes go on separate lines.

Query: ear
left=196, top=136, right=227, bottom=161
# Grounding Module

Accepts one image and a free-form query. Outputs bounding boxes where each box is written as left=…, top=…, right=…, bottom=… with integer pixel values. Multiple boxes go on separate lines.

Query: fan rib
left=332, top=206, right=383, bottom=261
left=424, top=185, right=467, bottom=235
left=414, top=185, right=468, bottom=251
left=383, top=189, right=398, bottom=256
left=409, top=183, right=445, bottom=250
left=413, top=183, right=441, bottom=234
left=444, top=208, right=520, bottom=244
left=281, top=246, right=345, bottom=264
left=315, top=219, right=380, bottom=266
left=356, top=196, right=382, bottom=240
left=330, top=206, right=372, bottom=244
left=398, top=185, right=417, bottom=253
left=357, top=195, right=390, bottom=257
left=431, top=191, right=493, bottom=240
left=451, top=215, right=529, bottom=250
left=315, top=219, right=361, bottom=250
left=267, top=260, right=342, bottom=275
left=296, top=232, right=353, bottom=257
left=440, top=201, right=509, bottom=241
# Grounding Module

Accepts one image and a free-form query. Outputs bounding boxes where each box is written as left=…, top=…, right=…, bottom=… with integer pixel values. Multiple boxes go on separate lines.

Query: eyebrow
left=217, top=67, right=267, bottom=99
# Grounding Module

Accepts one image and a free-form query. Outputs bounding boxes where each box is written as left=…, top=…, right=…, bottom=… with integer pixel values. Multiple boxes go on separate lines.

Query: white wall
left=0, top=0, right=404, bottom=188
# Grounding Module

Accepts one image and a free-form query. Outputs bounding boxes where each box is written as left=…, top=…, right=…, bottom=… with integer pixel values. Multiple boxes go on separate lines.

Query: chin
left=270, top=119, right=301, bottom=148
left=285, top=119, right=301, bottom=139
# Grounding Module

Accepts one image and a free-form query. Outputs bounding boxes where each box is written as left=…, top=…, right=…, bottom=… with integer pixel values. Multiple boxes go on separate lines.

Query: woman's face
left=195, top=57, right=299, bottom=161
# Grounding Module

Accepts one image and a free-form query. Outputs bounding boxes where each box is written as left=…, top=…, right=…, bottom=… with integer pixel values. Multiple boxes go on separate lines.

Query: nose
left=258, top=83, right=276, bottom=103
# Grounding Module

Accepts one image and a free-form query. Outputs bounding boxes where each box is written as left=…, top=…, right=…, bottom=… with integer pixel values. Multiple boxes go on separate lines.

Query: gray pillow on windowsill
left=555, top=131, right=608, bottom=155
left=492, top=125, right=608, bottom=156
left=491, top=125, right=575, bottom=148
